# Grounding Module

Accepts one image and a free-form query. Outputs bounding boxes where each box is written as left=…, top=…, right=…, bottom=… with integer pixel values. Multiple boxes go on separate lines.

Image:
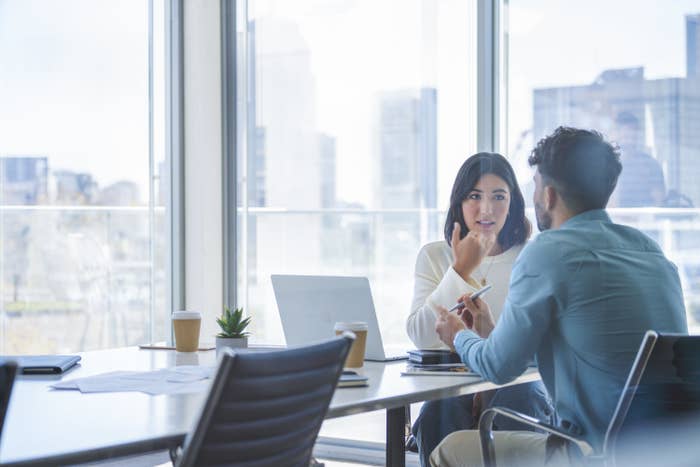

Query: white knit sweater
left=406, top=240, right=525, bottom=349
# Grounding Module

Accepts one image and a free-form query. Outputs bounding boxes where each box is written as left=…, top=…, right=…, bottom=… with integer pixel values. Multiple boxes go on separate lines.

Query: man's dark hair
left=528, top=127, right=622, bottom=213
left=445, top=152, right=531, bottom=250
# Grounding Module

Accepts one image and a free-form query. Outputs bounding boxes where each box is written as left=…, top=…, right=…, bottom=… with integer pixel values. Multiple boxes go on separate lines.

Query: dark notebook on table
left=407, top=349, right=461, bottom=365
left=0, top=355, right=81, bottom=374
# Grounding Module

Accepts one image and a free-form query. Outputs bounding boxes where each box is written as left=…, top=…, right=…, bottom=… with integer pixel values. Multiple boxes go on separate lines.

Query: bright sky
left=254, top=0, right=700, bottom=208
left=1, top=0, right=698, bottom=207
left=0, top=0, right=165, bottom=202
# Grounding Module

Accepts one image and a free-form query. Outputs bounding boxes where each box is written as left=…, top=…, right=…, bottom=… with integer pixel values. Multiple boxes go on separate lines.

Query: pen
left=447, top=284, right=492, bottom=312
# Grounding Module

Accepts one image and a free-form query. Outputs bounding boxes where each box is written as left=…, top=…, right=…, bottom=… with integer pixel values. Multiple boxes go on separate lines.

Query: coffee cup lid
left=334, top=321, right=368, bottom=331
left=172, top=310, right=201, bottom=320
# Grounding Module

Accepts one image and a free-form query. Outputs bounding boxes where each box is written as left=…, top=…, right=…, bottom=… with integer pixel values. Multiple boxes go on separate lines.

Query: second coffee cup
left=334, top=321, right=368, bottom=368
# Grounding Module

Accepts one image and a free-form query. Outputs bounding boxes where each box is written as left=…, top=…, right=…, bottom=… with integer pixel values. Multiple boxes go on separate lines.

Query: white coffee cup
left=172, top=310, right=202, bottom=352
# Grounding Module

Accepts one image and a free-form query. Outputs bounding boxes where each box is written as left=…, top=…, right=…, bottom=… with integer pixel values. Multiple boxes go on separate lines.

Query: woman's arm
left=407, top=243, right=479, bottom=349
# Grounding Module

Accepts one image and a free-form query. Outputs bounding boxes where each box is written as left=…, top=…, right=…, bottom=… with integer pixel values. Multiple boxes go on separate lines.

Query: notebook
left=338, top=370, right=369, bottom=388
left=1, top=355, right=82, bottom=374
left=407, top=349, right=462, bottom=365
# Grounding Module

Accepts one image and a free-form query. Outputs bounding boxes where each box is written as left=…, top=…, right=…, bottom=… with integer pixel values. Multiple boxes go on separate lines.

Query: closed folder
left=0, top=355, right=81, bottom=374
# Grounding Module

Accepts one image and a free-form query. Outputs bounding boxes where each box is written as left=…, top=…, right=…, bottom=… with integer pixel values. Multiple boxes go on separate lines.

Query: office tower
left=376, top=87, right=437, bottom=212
left=0, top=156, right=48, bottom=307
left=0, top=156, right=48, bottom=205
left=533, top=66, right=700, bottom=206
left=688, top=14, right=700, bottom=78
left=245, top=17, right=327, bottom=341
left=53, top=170, right=98, bottom=205
left=255, top=18, right=322, bottom=210
left=375, top=87, right=438, bottom=269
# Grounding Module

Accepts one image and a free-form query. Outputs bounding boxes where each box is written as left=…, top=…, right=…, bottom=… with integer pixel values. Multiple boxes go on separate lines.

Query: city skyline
left=4, top=1, right=698, bottom=210
left=531, top=13, right=700, bottom=207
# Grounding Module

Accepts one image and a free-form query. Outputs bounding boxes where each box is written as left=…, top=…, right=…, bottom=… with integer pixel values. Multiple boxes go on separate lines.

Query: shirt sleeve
left=453, top=241, right=559, bottom=384
left=407, top=244, right=478, bottom=349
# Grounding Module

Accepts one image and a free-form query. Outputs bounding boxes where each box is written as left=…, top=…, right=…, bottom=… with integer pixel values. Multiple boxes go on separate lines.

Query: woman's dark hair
left=444, top=152, right=531, bottom=250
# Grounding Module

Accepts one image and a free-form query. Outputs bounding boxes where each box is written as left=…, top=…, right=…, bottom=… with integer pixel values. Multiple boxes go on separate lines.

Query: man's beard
left=534, top=202, right=552, bottom=231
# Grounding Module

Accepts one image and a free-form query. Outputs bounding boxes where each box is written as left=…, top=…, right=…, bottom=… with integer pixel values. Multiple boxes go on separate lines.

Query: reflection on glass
left=237, top=0, right=476, bottom=346
left=507, top=1, right=700, bottom=330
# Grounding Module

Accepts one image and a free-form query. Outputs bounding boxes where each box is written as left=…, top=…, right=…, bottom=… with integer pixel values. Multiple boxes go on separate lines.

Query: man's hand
left=451, top=223, right=496, bottom=281
left=435, top=306, right=467, bottom=351
left=458, top=294, right=496, bottom=338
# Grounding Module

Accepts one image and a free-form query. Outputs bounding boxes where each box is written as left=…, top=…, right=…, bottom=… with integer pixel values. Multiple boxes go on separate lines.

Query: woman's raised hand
left=451, top=222, right=496, bottom=281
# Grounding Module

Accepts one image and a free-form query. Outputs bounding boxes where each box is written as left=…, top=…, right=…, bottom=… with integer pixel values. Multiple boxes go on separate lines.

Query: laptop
left=271, top=275, right=407, bottom=361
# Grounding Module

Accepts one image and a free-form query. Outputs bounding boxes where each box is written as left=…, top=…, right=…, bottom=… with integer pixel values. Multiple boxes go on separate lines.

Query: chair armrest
left=478, top=407, right=594, bottom=467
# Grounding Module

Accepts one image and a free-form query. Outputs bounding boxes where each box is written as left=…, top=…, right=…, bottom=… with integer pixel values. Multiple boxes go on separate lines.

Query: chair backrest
left=0, top=361, right=17, bottom=440
left=603, top=331, right=700, bottom=461
left=176, top=334, right=353, bottom=467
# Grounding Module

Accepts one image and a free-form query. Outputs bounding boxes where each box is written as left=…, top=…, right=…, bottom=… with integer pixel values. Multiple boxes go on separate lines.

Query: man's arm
left=454, top=244, right=559, bottom=384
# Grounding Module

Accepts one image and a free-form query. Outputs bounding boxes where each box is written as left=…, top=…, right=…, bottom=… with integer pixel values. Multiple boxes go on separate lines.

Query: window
left=505, top=0, right=700, bottom=331
left=0, top=0, right=170, bottom=353
left=236, top=0, right=477, bottom=348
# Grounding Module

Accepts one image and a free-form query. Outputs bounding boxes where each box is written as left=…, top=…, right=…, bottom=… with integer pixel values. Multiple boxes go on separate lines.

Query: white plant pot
left=216, top=336, right=248, bottom=352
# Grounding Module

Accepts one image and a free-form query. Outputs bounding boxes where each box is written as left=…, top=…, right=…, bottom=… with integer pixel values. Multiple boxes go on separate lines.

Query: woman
left=406, top=152, right=554, bottom=466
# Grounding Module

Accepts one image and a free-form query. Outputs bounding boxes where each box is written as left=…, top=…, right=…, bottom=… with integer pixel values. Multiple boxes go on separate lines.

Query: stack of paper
left=401, top=363, right=479, bottom=377
left=51, top=365, right=215, bottom=395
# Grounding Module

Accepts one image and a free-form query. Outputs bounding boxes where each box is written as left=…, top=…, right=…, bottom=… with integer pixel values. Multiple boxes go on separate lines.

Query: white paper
left=50, top=366, right=216, bottom=395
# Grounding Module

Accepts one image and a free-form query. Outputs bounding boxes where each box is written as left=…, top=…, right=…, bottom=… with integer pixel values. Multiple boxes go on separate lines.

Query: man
left=431, top=127, right=687, bottom=466
left=611, top=111, right=666, bottom=207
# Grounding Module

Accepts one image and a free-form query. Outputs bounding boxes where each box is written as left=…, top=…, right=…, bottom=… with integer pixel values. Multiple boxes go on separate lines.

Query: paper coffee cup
left=334, top=321, right=368, bottom=368
left=172, top=310, right=202, bottom=352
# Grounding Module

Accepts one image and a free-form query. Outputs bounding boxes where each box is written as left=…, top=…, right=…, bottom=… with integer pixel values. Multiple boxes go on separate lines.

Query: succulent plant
left=216, top=307, right=251, bottom=338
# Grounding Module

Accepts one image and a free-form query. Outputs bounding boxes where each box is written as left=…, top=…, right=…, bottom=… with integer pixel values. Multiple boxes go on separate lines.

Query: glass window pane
left=0, top=0, right=169, bottom=353
left=238, top=0, right=477, bottom=348
left=506, top=0, right=700, bottom=331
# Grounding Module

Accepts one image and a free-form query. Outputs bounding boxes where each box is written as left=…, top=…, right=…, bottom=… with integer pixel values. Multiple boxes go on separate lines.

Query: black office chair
left=174, top=334, right=353, bottom=467
left=0, top=361, right=17, bottom=440
left=479, top=331, right=700, bottom=467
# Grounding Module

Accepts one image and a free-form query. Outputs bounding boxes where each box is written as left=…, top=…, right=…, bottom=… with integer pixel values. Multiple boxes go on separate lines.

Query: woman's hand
left=451, top=222, right=496, bottom=281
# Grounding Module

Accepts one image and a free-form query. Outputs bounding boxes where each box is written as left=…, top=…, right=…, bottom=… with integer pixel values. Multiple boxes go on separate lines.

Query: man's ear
left=544, top=185, right=557, bottom=211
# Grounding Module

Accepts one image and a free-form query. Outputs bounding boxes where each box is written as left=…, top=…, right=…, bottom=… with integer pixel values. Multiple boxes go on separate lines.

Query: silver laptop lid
left=271, top=275, right=387, bottom=360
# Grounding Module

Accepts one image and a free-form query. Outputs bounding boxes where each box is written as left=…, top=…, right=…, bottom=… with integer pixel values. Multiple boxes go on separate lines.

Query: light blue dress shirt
left=454, top=209, right=688, bottom=451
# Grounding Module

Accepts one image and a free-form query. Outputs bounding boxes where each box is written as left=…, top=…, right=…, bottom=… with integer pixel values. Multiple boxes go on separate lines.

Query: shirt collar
left=560, top=209, right=611, bottom=229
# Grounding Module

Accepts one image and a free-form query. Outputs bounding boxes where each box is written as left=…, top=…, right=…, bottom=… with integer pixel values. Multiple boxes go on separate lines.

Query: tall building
left=375, top=87, right=438, bottom=268
left=688, top=14, right=700, bottom=78
left=533, top=52, right=700, bottom=205
left=244, top=17, right=332, bottom=341
left=376, top=88, right=437, bottom=212
left=0, top=156, right=48, bottom=205
left=534, top=68, right=700, bottom=205
left=53, top=170, right=98, bottom=205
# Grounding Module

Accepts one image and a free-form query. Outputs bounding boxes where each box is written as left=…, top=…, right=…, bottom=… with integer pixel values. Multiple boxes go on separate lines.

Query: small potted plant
left=216, top=306, right=251, bottom=351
